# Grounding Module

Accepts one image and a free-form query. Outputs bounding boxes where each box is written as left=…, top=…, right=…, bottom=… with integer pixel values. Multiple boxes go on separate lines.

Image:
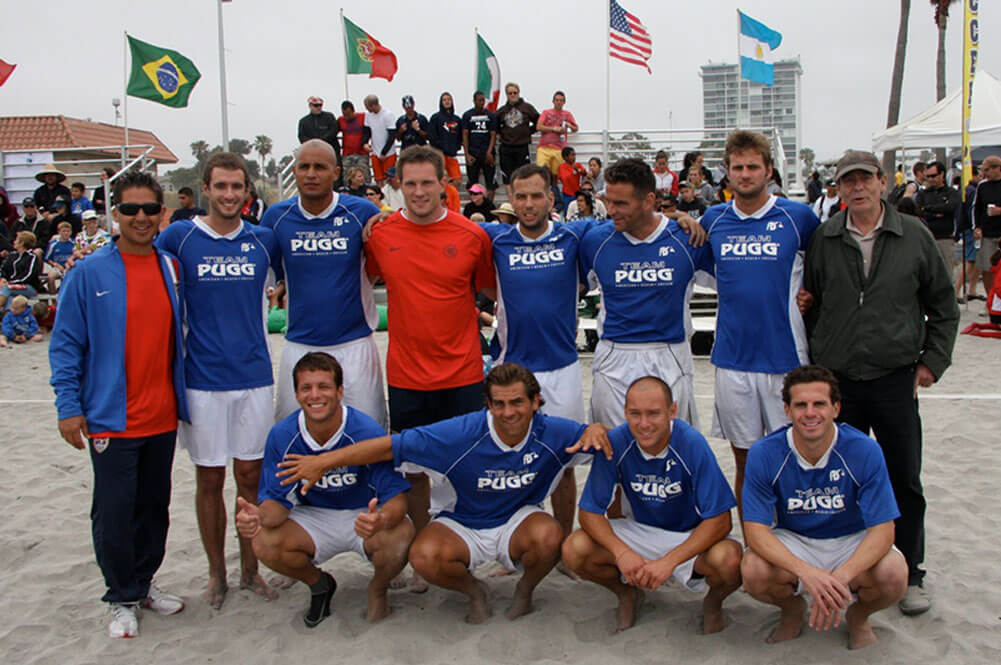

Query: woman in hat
left=32, top=164, right=72, bottom=214
left=490, top=202, right=517, bottom=225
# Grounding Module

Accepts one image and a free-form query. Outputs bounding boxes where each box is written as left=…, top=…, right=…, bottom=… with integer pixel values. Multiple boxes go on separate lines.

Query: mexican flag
left=343, top=16, right=398, bottom=82
left=476, top=34, right=501, bottom=111
left=126, top=36, right=201, bottom=108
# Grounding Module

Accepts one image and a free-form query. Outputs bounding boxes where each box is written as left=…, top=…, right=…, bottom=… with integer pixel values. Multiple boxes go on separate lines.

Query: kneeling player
left=740, top=365, right=908, bottom=650
left=277, top=363, right=609, bottom=623
left=235, top=353, right=413, bottom=627
left=563, top=377, right=741, bottom=634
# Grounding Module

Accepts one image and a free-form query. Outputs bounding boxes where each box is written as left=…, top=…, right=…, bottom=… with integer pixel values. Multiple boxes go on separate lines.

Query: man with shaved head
left=260, top=139, right=388, bottom=427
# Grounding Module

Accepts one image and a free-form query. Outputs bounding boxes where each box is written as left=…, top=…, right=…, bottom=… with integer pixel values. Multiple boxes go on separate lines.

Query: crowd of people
left=41, top=85, right=990, bottom=652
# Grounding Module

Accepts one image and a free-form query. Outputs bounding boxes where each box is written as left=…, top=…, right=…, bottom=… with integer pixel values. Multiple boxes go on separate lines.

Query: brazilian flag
left=126, top=36, right=201, bottom=108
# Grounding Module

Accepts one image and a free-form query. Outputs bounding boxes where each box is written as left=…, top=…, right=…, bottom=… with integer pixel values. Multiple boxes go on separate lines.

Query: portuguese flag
left=126, top=35, right=201, bottom=108
left=476, top=34, right=501, bottom=111
left=343, top=16, right=398, bottom=82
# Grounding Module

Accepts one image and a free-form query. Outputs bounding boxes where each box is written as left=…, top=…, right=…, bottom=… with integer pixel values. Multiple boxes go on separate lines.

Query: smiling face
left=295, top=368, right=344, bottom=426
left=203, top=167, right=247, bottom=222
left=785, top=381, right=840, bottom=449
left=487, top=381, right=540, bottom=446
left=624, top=381, right=676, bottom=456
left=604, top=181, right=655, bottom=234
left=294, top=141, right=339, bottom=204
left=115, top=186, right=160, bottom=253
left=400, top=161, right=446, bottom=220
left=511, top=172, right=552, bottom=235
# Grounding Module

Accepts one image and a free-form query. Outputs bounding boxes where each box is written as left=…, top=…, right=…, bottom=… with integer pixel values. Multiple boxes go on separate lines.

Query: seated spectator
left=339, top=167, right=368, bottom=197
left=557, top=147, right=586, bottom=211
left=170, top=186, right=207, bottom=223
left=380, top=167, right=405, bottom=211
left=716, top=176, right=733, bottom=204
left=92, top=167, right=116, bottom=214
left=74, top=210, right=111, bottom=256
left=491, top=202, right=517, bottom=225
left=468, top=212, right=486, bottom=223
left=69, top=182, right=94, bottom=216
left=0, top=295, right=44, bottom=347
left=653, top=150, right=679, bottom=196
left=0, top=187, right=19, bottom=236
left=462, top=185, right=496, bottom=221
left=585, top=157, right=604, bottom=194
left=32, top=300, right=56, bottom=334
left=45, top=196, right=80, bottom=240
left=687, top=168, right=715, bottom=206
left=0, top=231, right=43, bottom=311
left=43, top=222, right=75, bottom=293
left=565, top=182, right=608, bottom=220
left=677, top=181, right=707, bottom=219
left=678, top=151, right=715, bottom=186
left=659, top=193, right=678, bottom=216
left=364, top=185, right=393, bottom=212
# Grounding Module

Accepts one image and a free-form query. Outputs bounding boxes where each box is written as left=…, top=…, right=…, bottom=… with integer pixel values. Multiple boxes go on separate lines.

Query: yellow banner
left=961, top=0, right=979, bottom=198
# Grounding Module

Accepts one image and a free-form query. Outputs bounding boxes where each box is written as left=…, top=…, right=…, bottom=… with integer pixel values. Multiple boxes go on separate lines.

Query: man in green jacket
left=802, top=150, right=959, bottom=617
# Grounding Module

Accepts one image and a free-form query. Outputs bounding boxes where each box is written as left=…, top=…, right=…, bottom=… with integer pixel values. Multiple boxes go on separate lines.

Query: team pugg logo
left=313, top=469, right=358, bottom=490
left=477, top=469, right=537, bottom=491
left=614, top=260, right=674, bottom=285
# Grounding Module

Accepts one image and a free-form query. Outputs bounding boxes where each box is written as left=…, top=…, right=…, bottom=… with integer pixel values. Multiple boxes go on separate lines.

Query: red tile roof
left=0, top=115, right=178, bottom=163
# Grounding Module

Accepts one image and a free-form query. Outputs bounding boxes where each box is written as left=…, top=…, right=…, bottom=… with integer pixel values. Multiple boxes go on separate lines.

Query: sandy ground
left=1, top=306, right=999, bottom=664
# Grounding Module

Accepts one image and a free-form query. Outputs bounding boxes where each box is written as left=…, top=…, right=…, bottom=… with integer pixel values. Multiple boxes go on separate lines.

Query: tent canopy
left=872, top=70, right=1001, bottom=152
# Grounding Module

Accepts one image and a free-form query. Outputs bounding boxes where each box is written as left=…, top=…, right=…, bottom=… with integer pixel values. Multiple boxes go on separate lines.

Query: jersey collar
left=486, top=412, right=533, bottom=453
left=401, top=208, right=447, bottom=224
left=194, top=217, right=244, bottom=240
left=786, top=425, right=839, bottom=470
left=732, top=194, right=777, bottom=220
left=622, top=214, right=668, bottom=245
left=298, top=405, right=349, bottom=452
left=297, top=193, right=340, bottom=219
left=635, top=421, right=674, bottom=460
left=517, top=220, right=554, bottom=243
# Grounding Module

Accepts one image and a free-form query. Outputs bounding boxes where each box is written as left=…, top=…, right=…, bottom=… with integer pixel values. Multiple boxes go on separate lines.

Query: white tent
left=872, top=70, right=1001, bottom=151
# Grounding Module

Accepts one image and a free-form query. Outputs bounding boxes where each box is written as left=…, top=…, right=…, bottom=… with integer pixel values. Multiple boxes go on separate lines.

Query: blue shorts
left=955, top=230, right=977, bottom=263
left=0, top=284, right=37, bottom=310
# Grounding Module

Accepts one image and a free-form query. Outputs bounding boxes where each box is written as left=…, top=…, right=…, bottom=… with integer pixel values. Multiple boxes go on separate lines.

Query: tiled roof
left=0, top=115, right=178, bottom=163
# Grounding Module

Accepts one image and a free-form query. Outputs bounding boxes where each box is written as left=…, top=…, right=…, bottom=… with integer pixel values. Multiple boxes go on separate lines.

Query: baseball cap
left=52, top=196, right=69, bottom=207
left=834, top=150, right=881, bottom=181
left=22, top=197, right=35, bottom=207
left=468, top=184, right=486, bottom=195
left=401, top=95, right=415, bottom=108
left=82, top=209, right=98, bottom=220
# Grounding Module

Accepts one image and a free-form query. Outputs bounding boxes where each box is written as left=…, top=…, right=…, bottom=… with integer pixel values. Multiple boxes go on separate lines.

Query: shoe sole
left=899, top=604, right=931, bottom=617
left=141, top=600, right=185, bottom=616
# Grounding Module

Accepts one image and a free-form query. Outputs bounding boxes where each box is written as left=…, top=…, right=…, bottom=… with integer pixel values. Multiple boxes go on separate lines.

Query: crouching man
left=740, top=365, right=908, bottom=650
left=235, top=352, right=413, bottom=627
left=562, top=376, right=742, bottom=634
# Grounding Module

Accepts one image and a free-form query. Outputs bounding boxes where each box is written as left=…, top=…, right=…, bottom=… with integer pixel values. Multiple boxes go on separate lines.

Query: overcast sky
left=2, top=0, right=998, bottom=169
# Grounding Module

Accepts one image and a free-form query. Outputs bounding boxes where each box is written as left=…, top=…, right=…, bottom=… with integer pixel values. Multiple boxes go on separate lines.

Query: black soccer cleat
left=304, top=572, right=337, bottom=628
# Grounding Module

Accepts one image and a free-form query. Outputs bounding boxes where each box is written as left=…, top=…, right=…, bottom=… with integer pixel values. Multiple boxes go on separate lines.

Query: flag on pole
left=0, top=59, right=16, bottom=87
left=343, top=16, right=398, bottom=82
left=961, top=0, right=980, bottom=194
left=609, top=0, right=652, bottom=73
left=126, top=36, right=201, bottom=107
left=476, top=33, right=501, bottom=111
left=738, top=11, right=782, bottom=86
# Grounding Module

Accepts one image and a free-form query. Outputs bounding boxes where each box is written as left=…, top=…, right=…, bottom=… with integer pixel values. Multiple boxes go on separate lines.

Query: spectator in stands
left=0, top=295, right=43, bottom=347
left=687, top=168, right=715, bottom=206
left=565, top=181, right=608, bottom=220
left=69, top=182, right=94, bottom=216
left=298, top=96, right=341, bottom=175
left=429, top=92, right=463, bottom=186
left=812, top=179, right=842, bottom=222
left=380, top=166, right=405, bottom=211
left=170, top=186, right=207, bottom=223
left=585, top=157, right=604, bottom=194
left=49, top=195, right=82, bottom=237
left=364, top=95, right=398, bottom=187
left=0, top=231, right=42, bottom=311
left=678, top=151, right=715, bottom=186
left=653, top=150, right=679, bottom=196
left=339, top=167, right=368, bottom=198
left=461, top=91, right=498, bottom=197
left=396, top=95, right=429, bottom=149
left=364, top=184, right=393, bottom=213
left=677, top=181, right=706, bottom=219
left=32, top=164, right=72, bottom=213
left=92, top=167, right=115, bottom=214
left=43, top=222, right=75, bottom=293
left=0, top=187, right=19, bottom=235
left=74, top=210, right=111, bottom=256
left=536, top=91, right=579, bottom=177
left=496, top=82, right=540, bottom=199
left=241, top=183, right=264, bottom=224
left=462, top=184, right=496, bottom=221
left=806, top=170, right=823, bottom=204
left=716, top=176, right=733, bottom=203
left=491, top=202, right=517, bottom=225
left=339, top=100, right=371, bottom=182
left=557, top=147, right=586, bottom=211
left=659, top=193, right=678, bottom=215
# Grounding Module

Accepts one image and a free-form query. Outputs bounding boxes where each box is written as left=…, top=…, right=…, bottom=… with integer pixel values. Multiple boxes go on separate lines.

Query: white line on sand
left=694, top=393, right=1001, bottom=400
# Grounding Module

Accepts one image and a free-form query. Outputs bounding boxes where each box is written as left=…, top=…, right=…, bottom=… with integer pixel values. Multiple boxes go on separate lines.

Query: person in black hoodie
left=429, top=92, right=464, bottom=186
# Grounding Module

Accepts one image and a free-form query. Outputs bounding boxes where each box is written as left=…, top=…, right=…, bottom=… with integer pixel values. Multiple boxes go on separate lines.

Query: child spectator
left=462, top=185, right=496, bottom=222
left=677, top=181, right=707, bottom=219
left=557, top=147, right=586, bottom=211
left=44, top=221, right=75, bottom=293
left=74, top=210, right=111, bottom=255
left=1, top=295, right=43, bottom=347
left=0, top=231, right=42, bottom=311
left=69, top=182, right=94, bottom=216
left=32, top=301, right=56, bottom=333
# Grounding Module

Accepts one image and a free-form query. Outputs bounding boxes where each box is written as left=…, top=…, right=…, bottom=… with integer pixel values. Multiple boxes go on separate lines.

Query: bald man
left=260, top=140, right=388, bottom=426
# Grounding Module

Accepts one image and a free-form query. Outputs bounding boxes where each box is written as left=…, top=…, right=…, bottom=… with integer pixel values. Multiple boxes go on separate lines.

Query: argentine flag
left=739, top=11, right=782, bottom=86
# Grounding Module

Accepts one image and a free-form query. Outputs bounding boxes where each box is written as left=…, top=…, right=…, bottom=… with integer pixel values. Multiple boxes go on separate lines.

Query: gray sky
left=2, top=0, right=998, bottom=168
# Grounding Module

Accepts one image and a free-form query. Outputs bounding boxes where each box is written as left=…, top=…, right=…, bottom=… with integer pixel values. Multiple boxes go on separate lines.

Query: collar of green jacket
left=823, top=199, right=904, bottom=239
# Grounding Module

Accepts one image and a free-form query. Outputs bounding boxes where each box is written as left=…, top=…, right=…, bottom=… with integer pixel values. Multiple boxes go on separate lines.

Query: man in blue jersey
left=563, top=377, right=741, bottom=634
left=741, top=366, right=907, bottom=650
left=235, top=353, right=412, bottom=627
left=155, top=153, right=282, bottom=609
left=581, top=159, right=713, bottom=430
left=699, top=131, right=819, bottom=513
left=261, top=139, right=387, bottom=426
left=276, top=363, right=611, bottom=623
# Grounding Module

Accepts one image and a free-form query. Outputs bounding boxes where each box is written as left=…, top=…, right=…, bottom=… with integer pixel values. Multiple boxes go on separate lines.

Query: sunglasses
left=116, top=202, right=163, bottom=216
left=310, top=102, right=322, bottom=107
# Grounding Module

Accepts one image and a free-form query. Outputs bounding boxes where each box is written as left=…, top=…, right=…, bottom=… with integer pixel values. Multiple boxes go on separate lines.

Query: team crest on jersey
left=766, top=221, right=784, bottom=231
left=241, top=242, right=254, bottom=252
left=522, top=452, right=539, bottom=465
left=443, top=245, right=458, bottom=258
left=92, top=437, right=109, bottom=454
left=829, top=469, right=844, bottom=482
left=658, top=246, right=675, bottom=257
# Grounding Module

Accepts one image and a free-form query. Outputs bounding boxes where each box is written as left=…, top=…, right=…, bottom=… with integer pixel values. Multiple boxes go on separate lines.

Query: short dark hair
left=912, top=161, right=926, bottom=176
left=781, top=365, right=841, bottom=405
left=70, top=182, right=85, bottom=192
left=178, top=186, right=194, bottom=197
left=589, top=157, right=602, bottom=168
left=511, top=163, right=551, bottom=188
left=113, top=169, right=164, bottom=204
left=473, top=90, right=485, bottom=100
left=561, top=146, right=575, bottom=160
left=926, top=160, right=947, bottom=175
left=683, top=151, right=703, bottom=169
left=553, top=90, right=566, bottom=100
left=724, top=130, right=773, bottom=169
left=604, top=158, right=656, bottom=199
left=202, top=152, right=250, bottom=188
left=103, top=166, right=116, bottom=177
left=292, top=352, right=343, bottom=391
left=341, top=100, right=354, bottom=111
left=484, top=363, right=544, bottom=407
left=626, top=376, right=673, bottom=407
left=397, top=145, right=445, bottom=181
left=364, top=184, right=383, bottom=199
left=655, top=150, right=669, bottom=161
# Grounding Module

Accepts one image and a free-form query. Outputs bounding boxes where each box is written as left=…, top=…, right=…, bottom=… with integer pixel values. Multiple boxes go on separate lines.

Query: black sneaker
left=304, top=572, right=337, bottom=628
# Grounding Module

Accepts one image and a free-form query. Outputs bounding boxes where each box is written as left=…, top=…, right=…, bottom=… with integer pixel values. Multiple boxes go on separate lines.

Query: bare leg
left=195, top=465, right=229, bottom=609
left=234, top=459, right=277, bottom=600
left=845, top=549, right=908, bottom=650
left=398, top=472, right=430, bottom=592
left=505, top=513, right=563, bottom=620
left=562, top=529, right=643, bottom=633
left=693, top=539, right=742, bottom=634
left=409, top=522, right=490, bottom=623
left=551, top=472, right=579, bottom=579
left=740, top=550, right=805, bottom=644
left=364, top=518, right=415, bottom=622
left=730, top=445, right=748, bottom=524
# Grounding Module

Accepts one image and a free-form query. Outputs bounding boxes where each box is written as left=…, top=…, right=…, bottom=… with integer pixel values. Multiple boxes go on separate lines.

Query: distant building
left=700, top=58, right=803, bottom=189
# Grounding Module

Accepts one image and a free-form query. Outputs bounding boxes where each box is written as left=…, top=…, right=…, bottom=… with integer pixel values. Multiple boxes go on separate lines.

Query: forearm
left=833, top=522, right=894, bottom=582
left=315, top=435, right=394, bottom=470
left=657, top=512, right=731, bottom=570
left=580, top=510, right=632, bottom=559
left=745, top=522, right=815, bottom=578
left=259, top=499, right=291, bottom=529
left=379, top=493, right=408, bottom=530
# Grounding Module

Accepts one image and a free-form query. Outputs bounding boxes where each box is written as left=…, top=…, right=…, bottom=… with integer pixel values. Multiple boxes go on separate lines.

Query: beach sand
left=2, top=306, right=999, bottom=664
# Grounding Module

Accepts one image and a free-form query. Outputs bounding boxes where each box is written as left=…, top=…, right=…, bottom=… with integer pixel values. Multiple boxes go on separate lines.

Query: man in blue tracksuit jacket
left=49, top=170, right=189, bottom=639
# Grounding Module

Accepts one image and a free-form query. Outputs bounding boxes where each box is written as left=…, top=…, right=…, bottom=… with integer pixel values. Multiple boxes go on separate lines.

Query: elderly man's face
left=838, top=170, right=886, bottom=216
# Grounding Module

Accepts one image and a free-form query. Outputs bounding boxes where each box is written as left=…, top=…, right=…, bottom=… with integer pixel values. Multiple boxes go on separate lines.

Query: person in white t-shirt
left=364, top=95, right=398, bottom=187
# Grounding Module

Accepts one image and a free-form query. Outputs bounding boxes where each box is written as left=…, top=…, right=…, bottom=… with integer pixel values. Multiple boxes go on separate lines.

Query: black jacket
left=1, top=250, right=43, bottom=289
left=32, top=183, right=72, bottom=213
left=298, top=112, right=341, bottom=155
left=915, top=185, right=960, bottom=239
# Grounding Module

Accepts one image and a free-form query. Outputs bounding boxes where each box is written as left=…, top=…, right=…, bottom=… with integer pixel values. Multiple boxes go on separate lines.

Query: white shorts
left=434, top=505, right=542, bottom=572
left=771, top=528, right=872, bottom=596
left=609, top=518, right=707, bottom=592
left=275, top=336, right=387, bottom=428
left=537, top=361, right=586, bottom=423
left=288, top=505, right=367, bottom=565
left=711, top=368, right=787, bottom=449
left=590, top=339, right=697, bottom=429
left=179, top=386, right=273, bottom=466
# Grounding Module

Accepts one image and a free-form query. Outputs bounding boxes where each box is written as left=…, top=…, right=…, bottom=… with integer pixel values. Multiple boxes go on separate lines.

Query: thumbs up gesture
left=236, top=496, right=262, bottom=540
left=354, top=497, right=385, bottom=540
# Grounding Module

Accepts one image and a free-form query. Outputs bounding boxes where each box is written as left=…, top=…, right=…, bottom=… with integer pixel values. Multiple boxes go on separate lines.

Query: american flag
left=609, top=0, right=652, bottom=73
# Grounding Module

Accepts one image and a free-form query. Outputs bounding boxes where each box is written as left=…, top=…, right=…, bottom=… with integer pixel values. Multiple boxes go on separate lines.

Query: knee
left=196, top=467, right=226, bottom=494
left=251, top=531, right=281, bottom=566
left=233, top=462, right=262, bottom=490
left=707, top=540, right=743, bottom=587
left=529, top=520, right=564, bottom=559
left=408, top=535, right=442, bottom=575
left=739, top=551, right=772, bottom=595
left=560, top=530, right=592, bottom=571
left=874, top=551, right=909, bottom=601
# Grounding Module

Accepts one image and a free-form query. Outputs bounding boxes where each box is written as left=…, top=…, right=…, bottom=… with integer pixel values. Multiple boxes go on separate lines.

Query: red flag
left=0, top=59, right=16, bottom=87
left=343, top=17, right=398, bottom=82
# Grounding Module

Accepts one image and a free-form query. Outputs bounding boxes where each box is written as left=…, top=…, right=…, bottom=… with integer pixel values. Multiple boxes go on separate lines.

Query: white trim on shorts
left=179, top=386, right=273, bottom=466
left=275, top=335, right=388, bottom=427
left=288, top=505, right=368, bottom=565
left=537, top=360, right=586, bottom=423
left=433, top=504, right=543, bottom=572
left=711, top=368, right=787, bottom=449
left=609, top=518, right=709, bottom=592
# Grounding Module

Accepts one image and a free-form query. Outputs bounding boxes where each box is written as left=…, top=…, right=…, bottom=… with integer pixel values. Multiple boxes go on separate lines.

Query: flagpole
left=123, top=30, right=130, bottom=171
left=735, top=9, right=742, bottom=129
left=604, top=0, right=611, bottom=168
left=474, top=26, right=478, bottom=93
left=341, top=8, right=349, bottom=102
left=217, top=0, right=230, bottom=151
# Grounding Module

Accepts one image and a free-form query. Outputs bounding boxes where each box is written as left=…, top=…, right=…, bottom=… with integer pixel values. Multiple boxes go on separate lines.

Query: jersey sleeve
left=391, top=419, right=469, bottom=475
left=368, top=461, right=411, bottom=504
left=473, top=226, right=495, bottom=292
left=258, top=429, right=296, bottom=510
left=796, top=205, right=820, bottom=251
left=364, top=231, right=383, bottom=278
left=687, top=436, right=737, bottom=519
left=153, top=222, right=180, bottom=254
left=741, top=444, right=778, bottom=526
left=578, top=451, right=619, bottom=515
left=856, top=444, right=901, bottom=528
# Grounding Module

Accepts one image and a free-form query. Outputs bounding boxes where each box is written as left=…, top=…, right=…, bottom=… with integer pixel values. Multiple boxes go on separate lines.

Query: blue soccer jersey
left=260, top=194, right=380, bottom=346
left=742, top=424, right=900, bottom=539
left=579, top=420, right=735, bottom=532
left=482, top=220, right=593, bottom=372
left=155, top=218, right=280, bottom=391
left=700, top=196, right=819, bottom=373
left=580, top=217, right=714, bottom=344
left=258, top=406, right=409, bottom=510
left=391, top=410, right=588, bottom=529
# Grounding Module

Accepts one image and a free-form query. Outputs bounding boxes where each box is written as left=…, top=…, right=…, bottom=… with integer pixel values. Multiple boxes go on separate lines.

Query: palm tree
left=931, top=1, right=960, bottom=161
left=883, top=0, right=912, bottom=175
left=253, top=135, right=273, bottom=181
left=190, top=140, right=210, bottom=165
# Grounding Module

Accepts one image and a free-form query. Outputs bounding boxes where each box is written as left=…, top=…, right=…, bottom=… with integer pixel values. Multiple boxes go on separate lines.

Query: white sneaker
left=141, top=584, right=185, bottom=616
left=899, top=584, right=931, bottom=616
left=108, top=603, right=139, bottom=639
